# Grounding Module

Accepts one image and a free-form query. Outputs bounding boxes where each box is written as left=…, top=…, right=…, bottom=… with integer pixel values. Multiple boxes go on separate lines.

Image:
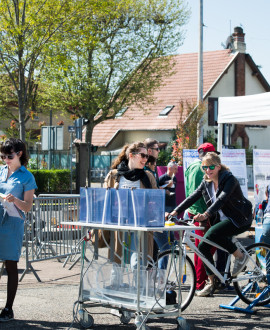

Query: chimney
left=232, top=26, right=246, bottom=53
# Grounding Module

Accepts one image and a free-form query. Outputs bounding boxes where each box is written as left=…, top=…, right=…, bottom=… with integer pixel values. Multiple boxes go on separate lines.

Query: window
left=208, top=98, right=218, bottom=126
left=159, top=105, right=174, bottom=117
left=115, top=107, right=128, bottom=118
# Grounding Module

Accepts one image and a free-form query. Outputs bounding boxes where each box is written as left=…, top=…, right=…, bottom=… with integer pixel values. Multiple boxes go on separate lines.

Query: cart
left=62, top=222, right=199, bottom=329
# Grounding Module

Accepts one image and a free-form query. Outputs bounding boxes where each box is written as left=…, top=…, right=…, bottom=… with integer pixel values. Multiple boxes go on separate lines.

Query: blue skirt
left=0, top=215, right=24, bottom=261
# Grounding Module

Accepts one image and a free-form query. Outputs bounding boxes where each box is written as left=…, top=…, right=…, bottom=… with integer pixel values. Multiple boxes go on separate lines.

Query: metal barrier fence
left=21, top=194, right=82, bottom=282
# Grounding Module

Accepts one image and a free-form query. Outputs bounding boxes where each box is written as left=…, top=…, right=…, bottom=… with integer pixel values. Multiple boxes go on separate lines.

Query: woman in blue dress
left=0, top=138, right=37, bottom=322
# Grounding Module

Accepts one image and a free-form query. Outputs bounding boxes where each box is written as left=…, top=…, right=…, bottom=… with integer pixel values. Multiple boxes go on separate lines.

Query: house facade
left=91, top=26, right=270, bottom=154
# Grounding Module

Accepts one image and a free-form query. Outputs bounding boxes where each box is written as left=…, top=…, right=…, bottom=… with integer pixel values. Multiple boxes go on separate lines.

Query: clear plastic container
left=79, top=187, right=111, bottom=223
left=79, top=187, right=165, bottom=227
left=82, top=261, right=166, bottom=310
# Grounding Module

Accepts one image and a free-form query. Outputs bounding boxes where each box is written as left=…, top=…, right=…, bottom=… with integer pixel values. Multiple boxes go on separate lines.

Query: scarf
left=116, top=161, right=152, bottom=188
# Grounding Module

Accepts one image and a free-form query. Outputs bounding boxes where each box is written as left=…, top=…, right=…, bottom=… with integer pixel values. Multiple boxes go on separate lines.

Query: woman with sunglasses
left=0, top=138, right=37, bottom=322
left=167, top=152, right=252, bottom=297
left=103, top=142, right=157, bottom=270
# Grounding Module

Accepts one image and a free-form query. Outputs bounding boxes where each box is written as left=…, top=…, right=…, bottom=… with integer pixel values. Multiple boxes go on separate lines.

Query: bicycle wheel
left=234, top=242, right=270, bottom=306
left=156, top=249, right=196, bottom=312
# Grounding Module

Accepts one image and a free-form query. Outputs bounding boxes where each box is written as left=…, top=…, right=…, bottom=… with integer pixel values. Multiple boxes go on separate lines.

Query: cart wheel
left=79, top=310, right=94, bottom=329
left=120, top=313, right=131, bottom=324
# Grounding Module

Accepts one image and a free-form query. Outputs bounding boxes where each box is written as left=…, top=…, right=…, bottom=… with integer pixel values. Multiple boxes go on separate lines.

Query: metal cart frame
left=62, top=222, right=199, bottom=329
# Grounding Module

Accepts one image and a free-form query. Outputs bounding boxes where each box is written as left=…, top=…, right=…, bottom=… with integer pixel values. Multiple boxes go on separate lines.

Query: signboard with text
left=253, top=149, right=270, bottom=205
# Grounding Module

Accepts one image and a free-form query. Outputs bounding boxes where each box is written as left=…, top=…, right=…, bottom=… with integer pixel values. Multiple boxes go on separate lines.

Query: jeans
left=129, top=232, right=154, bottom=270
left=154, top=231, right=174, bottom=269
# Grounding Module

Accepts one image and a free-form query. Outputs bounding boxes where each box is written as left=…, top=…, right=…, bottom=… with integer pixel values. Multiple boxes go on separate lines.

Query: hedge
left=30, top=169, right=72, bottom=194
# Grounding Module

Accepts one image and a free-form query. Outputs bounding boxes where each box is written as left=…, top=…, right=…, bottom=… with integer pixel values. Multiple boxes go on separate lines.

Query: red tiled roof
left=92, top=49, right=236, bottom=146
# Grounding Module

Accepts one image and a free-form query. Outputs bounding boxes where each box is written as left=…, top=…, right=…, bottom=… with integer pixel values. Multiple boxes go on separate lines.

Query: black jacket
left=175, top=170, right=252, bottom=228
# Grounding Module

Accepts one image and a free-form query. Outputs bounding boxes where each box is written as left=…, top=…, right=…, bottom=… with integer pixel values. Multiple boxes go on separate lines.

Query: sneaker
left=232, top=254, right=248, bottom=277
left=195, top=282, right=214, bottom=297
left=0, top=308, right=14, bottom=322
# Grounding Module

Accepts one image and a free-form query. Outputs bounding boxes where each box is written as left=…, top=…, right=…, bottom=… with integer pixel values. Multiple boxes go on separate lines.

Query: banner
left=182, top=148, right=248, bottom=198
left=182, top=149, right=199, bottom=173
left=221, top=149, right=248, bottom=198
left=253, top=149, right=270, bottom=205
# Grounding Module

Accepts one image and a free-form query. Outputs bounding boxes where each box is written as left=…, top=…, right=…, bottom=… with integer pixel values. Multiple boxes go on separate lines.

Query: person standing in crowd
left=154, top=161, right=178, bottom=269
left=184, top=142, right=219, bottom=294
left=168, top=152, right=252, bottom=297
left=104, top=141, right=157, bottom=268
left=159, top=161, right=178, bottom=213
left=144, top=155, right=157, bottom=177
left=143, top=138, right=160, bottom=187
left=0, top=138, right=37, bottom=322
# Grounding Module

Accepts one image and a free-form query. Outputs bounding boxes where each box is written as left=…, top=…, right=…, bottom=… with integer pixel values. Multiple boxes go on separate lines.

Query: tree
left=171, top=101, right=206, bottom=165
left=0, top=0, right=87, bottom=141
left=41, top=0, right=189, bottom=185
left=43, top=0, right=190, bottom=146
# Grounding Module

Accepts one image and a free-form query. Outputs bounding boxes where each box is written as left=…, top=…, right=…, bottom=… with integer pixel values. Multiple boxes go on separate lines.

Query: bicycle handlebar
left=167, top=215, right=194, bottom=226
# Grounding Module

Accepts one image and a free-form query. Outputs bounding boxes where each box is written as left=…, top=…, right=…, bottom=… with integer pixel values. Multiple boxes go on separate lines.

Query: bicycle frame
left=181, top=229, right=261, bottom=285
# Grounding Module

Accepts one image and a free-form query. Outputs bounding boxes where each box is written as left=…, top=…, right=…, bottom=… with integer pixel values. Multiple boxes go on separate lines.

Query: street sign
left=41, top=126, right=64, bottom=150
left=68, top=125, right=75, bottom=133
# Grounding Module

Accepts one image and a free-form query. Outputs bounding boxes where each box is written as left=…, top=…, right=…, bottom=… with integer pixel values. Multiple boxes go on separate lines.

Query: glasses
left=134, top=152, right=149, bottom=159
left=0, top=152, right=19, bottom=160
left=151, top=147, right=160, bottom=151
left=202, top=165, right=216, bottom=171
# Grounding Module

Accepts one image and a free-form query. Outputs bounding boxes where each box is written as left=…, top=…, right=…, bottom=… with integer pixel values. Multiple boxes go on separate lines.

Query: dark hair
left=146, top=155, right=156, bottom=166
left=111, top=142, right=146, bottom=169
left=198, top=149, right=207, bottom=159
left=143, top=138, right=159, bottom=149
left=0, top=138, right=29, bottom=166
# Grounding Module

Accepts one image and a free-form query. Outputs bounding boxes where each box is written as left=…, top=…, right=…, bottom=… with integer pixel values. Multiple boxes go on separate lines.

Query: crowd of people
left=0, top=137, right=254, bottom=322
left=102, top=138, right=253, bottom=299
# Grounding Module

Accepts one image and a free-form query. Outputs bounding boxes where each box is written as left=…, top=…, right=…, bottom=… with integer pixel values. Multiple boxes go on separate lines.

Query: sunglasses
left=134, top=152, right=149, bottom=159
left=151, top=147, right=160, bottom=151
left=202, top=165, right=216, bottom=171
left=0, top=152, right=19, bottom=160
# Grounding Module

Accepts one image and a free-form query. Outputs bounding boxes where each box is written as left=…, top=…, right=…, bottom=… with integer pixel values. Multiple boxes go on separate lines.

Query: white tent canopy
left=217, top=92, right=270, bottom=151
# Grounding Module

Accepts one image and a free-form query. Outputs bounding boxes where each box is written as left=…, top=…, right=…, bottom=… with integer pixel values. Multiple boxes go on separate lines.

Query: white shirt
left=209, top=182, right=227, bottom=221
left=119, top=176, right=140, bottom=189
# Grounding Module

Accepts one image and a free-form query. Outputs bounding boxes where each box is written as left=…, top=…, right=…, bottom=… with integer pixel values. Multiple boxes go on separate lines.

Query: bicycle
left=155, top=217, right=270, bottom=312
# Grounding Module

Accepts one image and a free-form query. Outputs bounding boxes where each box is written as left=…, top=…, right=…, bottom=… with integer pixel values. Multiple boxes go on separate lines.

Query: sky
left=178, top=0, right=270, bottom=83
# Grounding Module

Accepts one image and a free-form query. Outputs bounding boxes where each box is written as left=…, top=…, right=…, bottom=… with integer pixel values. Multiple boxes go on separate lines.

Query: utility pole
left=198, top=0, right=203, bottom=103
left=197, top=0, right=204, bottom=145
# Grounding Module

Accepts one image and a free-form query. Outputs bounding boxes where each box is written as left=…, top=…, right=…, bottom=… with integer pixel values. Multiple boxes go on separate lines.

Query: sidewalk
left=1, top=231, right=270, bottom=330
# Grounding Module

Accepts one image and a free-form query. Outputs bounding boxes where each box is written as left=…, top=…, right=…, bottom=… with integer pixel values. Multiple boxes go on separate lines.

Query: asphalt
left=1, top=189, right=269, bottom=330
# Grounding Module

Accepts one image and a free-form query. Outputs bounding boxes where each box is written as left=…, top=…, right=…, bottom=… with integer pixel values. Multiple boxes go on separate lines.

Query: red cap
left=259, top=204, right=263, bottom=209
left=198, top=142, right=220, bottom=155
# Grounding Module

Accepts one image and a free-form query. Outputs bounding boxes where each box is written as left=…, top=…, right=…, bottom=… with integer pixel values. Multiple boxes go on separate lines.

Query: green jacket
left=184, top=159, right=207, bottom=215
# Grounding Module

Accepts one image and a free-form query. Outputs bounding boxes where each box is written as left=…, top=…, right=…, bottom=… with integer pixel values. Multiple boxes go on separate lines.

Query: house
left=92, top=26, right=270, bottom=154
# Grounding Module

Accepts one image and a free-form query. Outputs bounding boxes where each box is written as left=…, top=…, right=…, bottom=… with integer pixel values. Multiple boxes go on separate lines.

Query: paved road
left=1, top=189, right=266, bottom=329
left=1, top=230, right=269, bottom=330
